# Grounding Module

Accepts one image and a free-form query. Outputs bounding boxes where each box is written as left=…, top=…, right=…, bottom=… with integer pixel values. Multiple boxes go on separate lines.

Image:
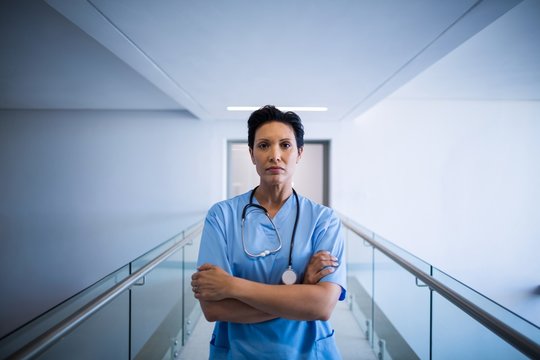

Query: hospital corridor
left=178, top=300, right=376, bottom=360
left=1, top=0, right=539, bottom=359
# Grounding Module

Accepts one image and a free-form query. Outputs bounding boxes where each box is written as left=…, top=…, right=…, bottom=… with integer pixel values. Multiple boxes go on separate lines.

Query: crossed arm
left=191, top=251, right=340, bottom=323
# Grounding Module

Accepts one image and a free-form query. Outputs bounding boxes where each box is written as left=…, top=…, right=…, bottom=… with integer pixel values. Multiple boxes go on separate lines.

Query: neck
left=253, top=184, right=293, bottom=215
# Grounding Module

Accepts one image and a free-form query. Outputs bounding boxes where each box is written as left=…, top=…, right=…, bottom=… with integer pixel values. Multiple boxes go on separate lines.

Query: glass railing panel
left=432, top=291, right=528, bottom=359
left=345, top=228, right=374, bottom=345
left=373, top=249, right=430, bottom=360
left=341, top=217, right=539, bottom=359
left=432, top=268, right=540, bottom=357
left=343, top=220, right=374, bottom=242
left=130, top=248, right=183, bottom=359
left=345, top=227, right=374, bottom=298
left=0, top=221, right=204, bottom=360
left=182, top=232, right=203, bottom=345
left=36, top=292, right=130, bottom=360
left=131, top=233, right=181, bottom=273
left=372, top=233, right=432, bottom=274
left=0, top=265, right=130, bottom=359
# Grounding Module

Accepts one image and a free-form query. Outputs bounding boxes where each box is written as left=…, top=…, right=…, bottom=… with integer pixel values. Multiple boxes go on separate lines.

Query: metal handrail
left=340, top=217, right=540, bottom=359
left=9, top=221, right=204, bottom=360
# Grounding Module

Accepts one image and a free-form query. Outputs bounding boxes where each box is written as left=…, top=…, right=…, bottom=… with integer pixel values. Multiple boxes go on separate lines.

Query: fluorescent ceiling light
left=227, top=106, right=328, bottom=112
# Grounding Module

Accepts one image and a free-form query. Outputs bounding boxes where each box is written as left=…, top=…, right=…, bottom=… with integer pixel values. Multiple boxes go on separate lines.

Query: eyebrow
left=255, top=137, right=293, bottom=142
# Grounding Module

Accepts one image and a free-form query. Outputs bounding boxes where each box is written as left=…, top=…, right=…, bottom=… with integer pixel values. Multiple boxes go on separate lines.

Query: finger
left=318, top=254, right=338, bottom=263
left=321, top=266, right=336, bottom=275
left=312, top=252, right=328, bottom=261
left=315, top=251, right=338, bottom=261
left=315, top=250, right=331, bottom=256
left=316, top=250, right=338, bottom=260
left=319, top=259, right=340, bottom=268
left=197, top=263, right=213, bottom=271
left=309, top=259, right=338, bottom=271
left=305, top=265, right=335, bottom=284
left=310, top=251, right=329, bottom=261
left=314, top=267, right=335, bottom=282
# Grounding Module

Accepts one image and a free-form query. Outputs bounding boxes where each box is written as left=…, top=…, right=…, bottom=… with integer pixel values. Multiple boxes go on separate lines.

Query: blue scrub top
left=197, top=190, right=347, bottom=360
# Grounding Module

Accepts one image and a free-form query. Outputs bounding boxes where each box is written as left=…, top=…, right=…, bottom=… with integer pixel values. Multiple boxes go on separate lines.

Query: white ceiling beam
left=342, top=0, right=524, bottom=121
left=44, top=0, right=210, bottom=120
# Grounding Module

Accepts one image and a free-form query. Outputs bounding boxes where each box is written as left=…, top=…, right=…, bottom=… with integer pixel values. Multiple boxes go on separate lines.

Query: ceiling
left=1, top=0, right=532, bottom=122
left=391, top=0, right=540, bottom=102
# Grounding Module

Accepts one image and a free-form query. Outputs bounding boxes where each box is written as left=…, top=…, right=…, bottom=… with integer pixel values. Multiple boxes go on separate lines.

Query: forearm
left=193, top=264, right=341, bottom=321
left=200, top=298, right=277, bottom=323
left=228, top=280, right=340, bottom=321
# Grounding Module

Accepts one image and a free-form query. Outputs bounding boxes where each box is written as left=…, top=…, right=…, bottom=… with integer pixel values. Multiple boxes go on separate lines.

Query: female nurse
left=191, top=105, right=346, bottom=359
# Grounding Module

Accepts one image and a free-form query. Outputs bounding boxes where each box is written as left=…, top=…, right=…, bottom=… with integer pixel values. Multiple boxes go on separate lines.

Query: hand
left=191, top=264, right=232, bottom=301
left=303, top=251, right=339, bottom=285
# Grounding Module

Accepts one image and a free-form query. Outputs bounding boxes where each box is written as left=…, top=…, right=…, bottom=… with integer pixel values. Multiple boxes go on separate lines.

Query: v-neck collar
left=251, top=190, right=295, bottom=223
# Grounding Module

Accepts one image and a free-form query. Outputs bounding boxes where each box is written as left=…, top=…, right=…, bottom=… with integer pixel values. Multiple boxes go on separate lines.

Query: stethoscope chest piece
left=281, top=266, right=297, bottom=285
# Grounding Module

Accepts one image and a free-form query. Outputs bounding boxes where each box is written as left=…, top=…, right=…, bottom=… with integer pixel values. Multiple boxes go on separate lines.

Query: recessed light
left=227, top=106, right=328, bottom=112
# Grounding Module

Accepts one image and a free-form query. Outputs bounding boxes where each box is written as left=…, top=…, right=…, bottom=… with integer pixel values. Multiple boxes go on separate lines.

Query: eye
left=257, top=142, right=269, bottom=150
left=281, top=142, right=292, bottom=149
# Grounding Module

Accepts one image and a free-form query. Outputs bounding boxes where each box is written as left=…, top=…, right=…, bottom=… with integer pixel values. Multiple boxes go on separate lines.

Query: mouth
left=266, top=166, right=284, bottom=173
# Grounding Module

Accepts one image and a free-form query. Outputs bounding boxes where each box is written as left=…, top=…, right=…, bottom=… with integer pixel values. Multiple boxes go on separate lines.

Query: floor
left=179, top=300, right=377, bottom=359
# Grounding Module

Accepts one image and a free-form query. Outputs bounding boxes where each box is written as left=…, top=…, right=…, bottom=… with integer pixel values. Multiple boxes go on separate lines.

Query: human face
left=250, top=121, right=303, bottom=188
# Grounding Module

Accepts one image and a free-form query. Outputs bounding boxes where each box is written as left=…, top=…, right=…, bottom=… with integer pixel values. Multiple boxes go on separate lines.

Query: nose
left=269, top=145, right=281, bottom=162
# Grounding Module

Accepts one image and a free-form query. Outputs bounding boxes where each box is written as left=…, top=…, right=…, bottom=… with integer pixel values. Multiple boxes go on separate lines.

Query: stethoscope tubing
left=241, top=187, right=299, bottom=269
left=241, top=210, right=283, bottom=257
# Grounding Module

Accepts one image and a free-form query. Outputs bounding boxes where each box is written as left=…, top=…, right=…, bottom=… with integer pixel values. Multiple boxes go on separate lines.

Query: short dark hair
left=247, top=105, right=305, bottom=149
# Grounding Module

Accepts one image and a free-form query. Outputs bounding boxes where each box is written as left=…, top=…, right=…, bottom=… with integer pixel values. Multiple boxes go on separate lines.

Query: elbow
left=200, top=301, right=218, bottom=322
left=303, top=301, right=334, bottom=321
left=319, top=313, right=331, bottom=322
left=315, top=307, right=333, bottom=321
left=311, top=282, right=341, bottom=321
left=303, top=308, right=331, bottom=322
left=203, top=311, right=218, bottom=322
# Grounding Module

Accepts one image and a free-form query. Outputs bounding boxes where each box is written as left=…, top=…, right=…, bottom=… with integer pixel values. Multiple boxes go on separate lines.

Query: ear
left=249, top=147, right=256, bottom=165
left=296, top=146, right=304, bottom=163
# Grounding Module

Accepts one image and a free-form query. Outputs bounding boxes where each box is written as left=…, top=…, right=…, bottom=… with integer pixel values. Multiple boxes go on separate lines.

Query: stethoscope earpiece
left=259, top=250, right=271, bottom=257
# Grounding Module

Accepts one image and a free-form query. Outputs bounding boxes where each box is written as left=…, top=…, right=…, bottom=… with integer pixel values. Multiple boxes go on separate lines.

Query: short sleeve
left=313, top=210, right=347, bottom=301
left=196, top=205, right=233, bottom=275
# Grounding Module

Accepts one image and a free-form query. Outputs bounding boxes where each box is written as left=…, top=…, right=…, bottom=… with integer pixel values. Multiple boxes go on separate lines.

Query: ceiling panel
left=0, top=0, right=187, bottom=112
left=3, top=0, right=525, bottom=120
left=390, top=0, right=540, bottom=101
left=86, top=0, right=482, bottom=121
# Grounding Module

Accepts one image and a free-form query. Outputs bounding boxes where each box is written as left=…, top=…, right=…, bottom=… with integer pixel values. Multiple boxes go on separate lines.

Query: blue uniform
left=197, top=190, right=347, bottom=359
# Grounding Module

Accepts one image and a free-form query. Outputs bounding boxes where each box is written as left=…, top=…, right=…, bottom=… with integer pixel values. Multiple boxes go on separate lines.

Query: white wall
left=0, top=110, right=224, bottom=337
left=3, top=101, right=537, bottom=337
left=333, top=99, right=540, bottom=324
left=330, top=0, right=540, bottom=327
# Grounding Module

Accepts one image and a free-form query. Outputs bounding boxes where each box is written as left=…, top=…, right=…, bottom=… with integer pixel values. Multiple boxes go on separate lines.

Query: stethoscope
left=241, top=186, right=300, bottom=285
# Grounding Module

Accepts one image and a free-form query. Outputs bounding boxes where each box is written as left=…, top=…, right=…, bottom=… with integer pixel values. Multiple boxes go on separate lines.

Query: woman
left=192, top=105, right=346, bottom=359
